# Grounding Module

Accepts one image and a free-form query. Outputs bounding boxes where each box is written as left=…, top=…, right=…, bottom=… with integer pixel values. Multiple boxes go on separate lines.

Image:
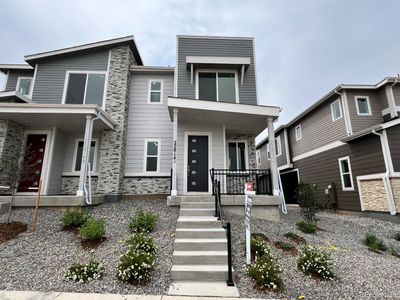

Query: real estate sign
left=245, top=182, right=255, bottom=265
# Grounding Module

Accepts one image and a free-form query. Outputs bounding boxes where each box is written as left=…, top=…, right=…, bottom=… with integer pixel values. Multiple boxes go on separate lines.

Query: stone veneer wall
left=359, top=179, right=389, bottom=212
left=390, top=178, right=400, bottom=212
left=226, top=134, right=257, bottom=169
left=96, top=45, right=135, bottom=196
left=122, top=177, right=171, bottom=195
left=60, top=176, right=98, bottom=195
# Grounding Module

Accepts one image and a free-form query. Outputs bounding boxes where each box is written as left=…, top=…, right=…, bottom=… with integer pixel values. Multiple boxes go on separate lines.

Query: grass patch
left=296, top=221, right=317, bottom=234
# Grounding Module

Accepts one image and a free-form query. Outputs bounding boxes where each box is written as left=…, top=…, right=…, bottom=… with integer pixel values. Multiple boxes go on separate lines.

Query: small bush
left=62, top=209, right=89, bottom=228
left=295, top=181, right=318, bottom=223
left=284, top=232, right=299, bottom=239
left=393, top=231, right=400, bottom=241
left=117, top=249, right=156, bottom=282
left=390, top=244, right=400, bottom=258
left=129, top=209, right=159, bottom=233
left=79, top=218, right=106, bottom=241
left=363, top=233, right=387, bottom=252
left=296, top=221, right=317, bottom=234
left=125, top=233, right=157, bottom=254
left=251, top=237, right=271, bottom=260
left=280, top=241, right=295, bottom=251
left=248, top=255, right=282, bottom=290
left=297, top=245, right=334, bottom=280
left=64, top=251, right=105, bottom=283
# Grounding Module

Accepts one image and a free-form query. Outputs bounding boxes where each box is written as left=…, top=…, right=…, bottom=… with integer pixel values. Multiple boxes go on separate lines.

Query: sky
left=1, top=0, right=400, bottom=141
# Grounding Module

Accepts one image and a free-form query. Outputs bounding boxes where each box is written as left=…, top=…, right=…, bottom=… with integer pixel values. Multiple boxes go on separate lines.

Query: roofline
left=130, top=66, right=174, bottom=73
left=24, top=36, right=143, bottom=65
left=177, top=34, right=254, bottom=40
left=0, top=64, right=34, bottom=74
left=256, top=125, right=286, bottom=148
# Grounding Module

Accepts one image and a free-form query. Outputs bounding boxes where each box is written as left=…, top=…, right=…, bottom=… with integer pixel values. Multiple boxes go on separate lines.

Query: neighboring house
left=0, top=35, right=281, bottom=205
left=257, top=77, right=400, bottom=217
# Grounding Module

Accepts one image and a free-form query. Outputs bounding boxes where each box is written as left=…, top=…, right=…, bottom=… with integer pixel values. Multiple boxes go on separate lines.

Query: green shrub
left=393, top=231, right=400, bottom=241
left=295, top=181, right=318, bottom=223
left=248, top=255, right=282, bottom=290
left=297, top=244, right=334, bottom=280
left=64, top=251, right=105, bottom=283
left=129, top=209, right=159, bottom=233
left=251, top=237, right=271, bottom=260
left=79, top=218, right=106, bottom=241
left=117, top=249, right=156, bottom=282
left=363, top=233, right=387, bottom=252
left=284, top=232, right=300, bottom=240
left=62, top=209, right=89, bottom=228
left=390, top=244, right=400, bottom=258
left=279, top=241, right=295, bottom=251
left=125, top=233, right=157, bottom=254
left=296, top=221, right=317, bottom=234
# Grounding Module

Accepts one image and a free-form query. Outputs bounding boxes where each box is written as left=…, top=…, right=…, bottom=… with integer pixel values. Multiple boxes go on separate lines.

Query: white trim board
left=186, top=56, right=250, bottom=65
left=292, top=141, right=345, bottom=162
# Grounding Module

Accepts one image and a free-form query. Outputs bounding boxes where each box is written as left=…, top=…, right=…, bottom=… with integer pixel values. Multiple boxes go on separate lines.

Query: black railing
left=210, top=168, right=272, bottom=195
left=169, top=168, right=173, bottom=195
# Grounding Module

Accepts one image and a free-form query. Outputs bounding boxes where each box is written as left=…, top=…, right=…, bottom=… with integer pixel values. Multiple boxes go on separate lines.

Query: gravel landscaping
left=226, top=210, right=400, bottom=299
left=0, top=196, right=179, bottom=295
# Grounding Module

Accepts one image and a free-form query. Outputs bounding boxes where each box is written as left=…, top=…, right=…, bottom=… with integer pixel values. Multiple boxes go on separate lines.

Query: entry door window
left=228, top=142, right=247, bottom=170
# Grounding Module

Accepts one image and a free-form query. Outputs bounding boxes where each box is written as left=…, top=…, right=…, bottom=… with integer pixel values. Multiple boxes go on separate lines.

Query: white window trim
left=295, top=124, right=302, bottom=141
left=147, top=79, right=164, bottom=104
left=330, top=99, right=343, bottom=121
left=227, top=139, right=249, bottom=170
left=62, top=70, right=107, bottom=109
left=256, top=149, right=261, bottom=166
left=71, top=138, right=99, bottom=173
left=143, top=139, right=161, bottom=173
left=195, top=69, right=239, bottom=103
left=338, top=156, right=354, bottom=191
left=16, top=76, right=33, bottom=98
left=355, top=96, right=372, bottom=116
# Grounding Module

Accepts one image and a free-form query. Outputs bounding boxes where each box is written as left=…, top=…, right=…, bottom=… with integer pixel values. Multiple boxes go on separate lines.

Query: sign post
left=245, top=182, right=255, bottom=265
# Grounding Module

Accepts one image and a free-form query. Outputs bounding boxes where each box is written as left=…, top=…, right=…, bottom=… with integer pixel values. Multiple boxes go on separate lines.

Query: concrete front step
left=171, top=264, right=228, bottom=281
left=180, top=208, right=214, bottom=217
left=180, top=202, right=214, bottom=209
left=177, top=216, right=220, bottom=229
left=174, top=238, right=227, bottom=251
left=173, top=251, right=228, bottom=265
left=178, top=196, right=214, bottom=203
left=175, top=228, right=226, bottom=239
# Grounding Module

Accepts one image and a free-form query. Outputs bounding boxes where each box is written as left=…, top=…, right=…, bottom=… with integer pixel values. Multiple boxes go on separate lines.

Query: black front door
left=281, top=170, right=299, bottom=204
left=187, top=135, right=209, bottom=192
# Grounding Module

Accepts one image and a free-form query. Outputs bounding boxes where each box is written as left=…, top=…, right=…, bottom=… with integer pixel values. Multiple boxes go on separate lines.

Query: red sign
left=245, top=182, right=253, bottom=192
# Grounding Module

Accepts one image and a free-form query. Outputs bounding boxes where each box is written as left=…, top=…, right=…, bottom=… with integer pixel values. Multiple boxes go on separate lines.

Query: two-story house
left=257, top=77, right=400, bottom=218
left=0, top=35, right=281, bottom=207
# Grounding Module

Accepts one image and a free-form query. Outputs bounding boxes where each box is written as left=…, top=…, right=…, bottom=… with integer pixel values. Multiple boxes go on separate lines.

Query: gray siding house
left=257, top=78, right=400, bottom=217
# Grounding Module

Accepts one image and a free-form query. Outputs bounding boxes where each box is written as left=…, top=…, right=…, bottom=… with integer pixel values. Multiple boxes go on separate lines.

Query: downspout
left=372, top=129, right=396, bottom=215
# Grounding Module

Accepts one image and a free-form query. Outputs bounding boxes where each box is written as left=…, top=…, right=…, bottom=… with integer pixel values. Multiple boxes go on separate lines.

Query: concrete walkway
left=0, top=291, right=269, bottom=300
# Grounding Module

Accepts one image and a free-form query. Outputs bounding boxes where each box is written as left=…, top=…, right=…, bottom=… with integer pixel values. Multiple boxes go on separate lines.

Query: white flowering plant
left=297, top=244, right=334, bottom=280
left=117, top=249, right=156, bottom=282
left=125, top=233, right=157, bottom=254
left=64, top=251, right=105, bottom=283
left=251, top=237, right=272, bottom=261
left=248, top=254, right=282, bottom=290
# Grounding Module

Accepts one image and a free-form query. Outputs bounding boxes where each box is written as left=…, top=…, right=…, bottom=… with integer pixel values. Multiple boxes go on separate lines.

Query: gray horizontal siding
left=377, top=86, right=389, bottom=111
left=177, top=37, right=257, bottom=105
left=5, top=70, right=34, bottom=91
left=257, top=133, right=287, bottom=169
left=47, top=129, right=67, bottom=195
left=125, top=73, right=174, bottom=174
left=387, top=125, right=400, bottom=172
left=293, top=134, right=385, bottom=211
left=31, top=50, right=109, bottom=103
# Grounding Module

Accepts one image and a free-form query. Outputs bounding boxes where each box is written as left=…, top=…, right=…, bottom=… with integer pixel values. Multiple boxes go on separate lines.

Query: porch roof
left=168, top=97, right=281, bottom=135
left=0, top=103, right=115, bottom=131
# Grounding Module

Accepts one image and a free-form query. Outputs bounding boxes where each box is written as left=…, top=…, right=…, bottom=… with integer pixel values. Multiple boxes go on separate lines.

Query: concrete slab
left=0, top=290, right=61, bottom=300
left=167, top=282, right=239, bottom=298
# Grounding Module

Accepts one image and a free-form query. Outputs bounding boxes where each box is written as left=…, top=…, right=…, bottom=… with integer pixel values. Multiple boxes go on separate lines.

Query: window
left=73, top=140, right=97, bottom=172
left=338, top=156, right=354, bottom=191
left=331, top=99, right=342, bottom=121
left=148, top=80, right=163, bottom=103
left=144, top=140, right=160, bottom=172
left=295, top=125, right=302, bottom=141
left=256, top=149, right=261, bottom=165
left=16, top=77, right=33, bottom=97
left=228, top=141, right=247, bottom=170
left=267, top=137, right=281, bottom=160
left=355, top=96, right=372, bottom=116
left=63, top=71, right=106, bottom=107
left=197, top=71, right=237, bottom=103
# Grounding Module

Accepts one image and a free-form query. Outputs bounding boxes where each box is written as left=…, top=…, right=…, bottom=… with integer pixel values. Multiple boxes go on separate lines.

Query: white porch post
left=267, top=117, right=280, bottom=196
left=171, top=108, right=178, bottom=196
left=77, top=115, right=93, bottom=196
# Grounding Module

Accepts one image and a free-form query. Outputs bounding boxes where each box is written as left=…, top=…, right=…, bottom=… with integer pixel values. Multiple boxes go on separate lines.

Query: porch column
left=267, top=117, right=280, bottom=196
left=77, top=115, right=94, bottom=196
left=171, top=108, right=178, bottom=196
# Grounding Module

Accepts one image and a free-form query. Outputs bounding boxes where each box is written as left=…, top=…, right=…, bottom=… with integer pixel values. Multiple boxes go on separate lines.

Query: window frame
left=147, top=79, right=164, bottom=104
left=62, top=70, right=107, bottom=108
left=338, top=156, right=354, bottom=191
left=330, top=99, right=343, bottom=121
left=295, top=125, right=302, bottom=141
left=71, top=138, right=99, bottom=173
left=355, top=96, right=372, bottom=116
left=195, top=69, right=239, bottom=103
left=227, top=139, right=248, bottom=170
left=143, top=139, right=161, bottom=173
left=16, top=76, right=33, bottom=98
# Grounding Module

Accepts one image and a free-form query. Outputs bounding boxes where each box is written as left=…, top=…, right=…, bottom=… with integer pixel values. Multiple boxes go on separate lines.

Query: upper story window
left=144, top=139, right=160, bottom=172
left=16, top=77, right=33, bottom=97
left=331, top=99, right=343, bottom=121
left=295, top=125, right=302, bottom=141
left=63, top=71, right=106, bottom=108
left=338, top=156, right=354, bottom=191
left=355, top=96, right=372, bottom=116
left=196, top=70, right=238, bottom=103
left=148, top=80, right=163, bottom=103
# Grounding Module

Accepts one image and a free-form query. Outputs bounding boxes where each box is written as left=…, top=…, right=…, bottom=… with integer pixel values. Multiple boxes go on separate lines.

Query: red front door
left=18, top=134, right=47, bottom=193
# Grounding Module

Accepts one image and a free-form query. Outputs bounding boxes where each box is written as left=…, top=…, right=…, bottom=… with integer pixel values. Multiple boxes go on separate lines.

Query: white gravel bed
left=0, top=196, right=179, bottom=295
left=226, top=210, right=400, bottom=299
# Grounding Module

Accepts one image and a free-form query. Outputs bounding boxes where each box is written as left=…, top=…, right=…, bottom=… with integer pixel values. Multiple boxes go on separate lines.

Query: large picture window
left=73, top=139, right=97, bottom=172
left=197, top=71, right=238, bottom=103
left=228, top=141, right=247, bottom=170
left=338, top=156, right=354, bottom=191
left=64, top=71, right=106, bottom=107
left=144, top=139, right=160, bottom=172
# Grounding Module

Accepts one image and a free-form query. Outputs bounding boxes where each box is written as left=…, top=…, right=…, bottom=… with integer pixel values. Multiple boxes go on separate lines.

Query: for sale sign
left=245, top=182, right=255, bottom=265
